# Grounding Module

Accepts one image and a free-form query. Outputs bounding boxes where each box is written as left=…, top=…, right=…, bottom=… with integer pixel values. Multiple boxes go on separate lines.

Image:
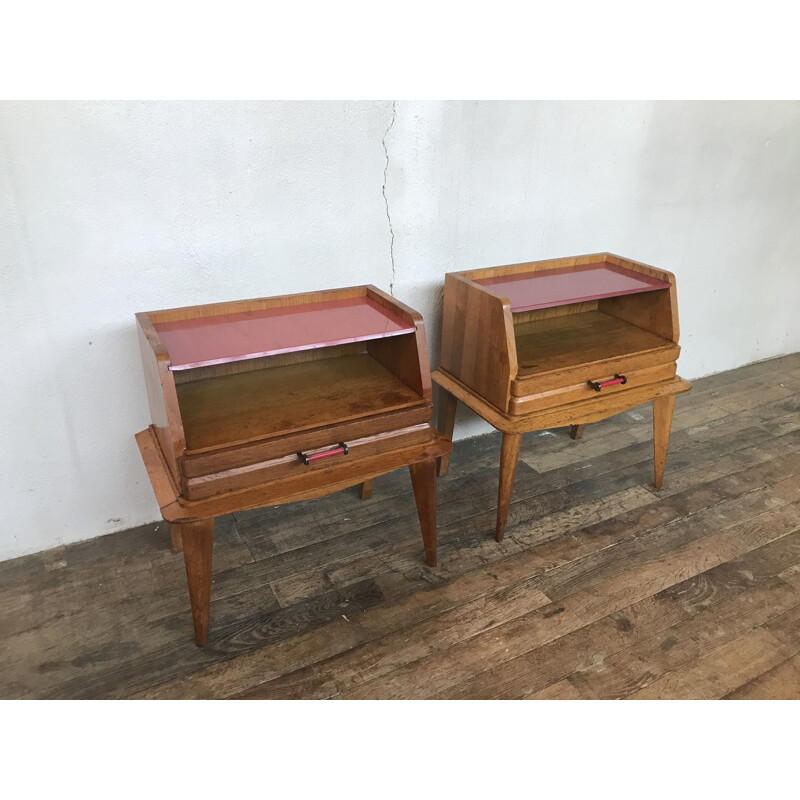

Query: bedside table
left=432, top=252, right=691, bottom=542
left=135, top=285, right=451, bottom=645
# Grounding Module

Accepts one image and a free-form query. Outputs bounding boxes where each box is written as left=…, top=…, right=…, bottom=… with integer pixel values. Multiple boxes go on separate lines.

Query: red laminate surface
left=155, top=297, right=415, bottom=371
left=474, top=262, right=670, bottom=312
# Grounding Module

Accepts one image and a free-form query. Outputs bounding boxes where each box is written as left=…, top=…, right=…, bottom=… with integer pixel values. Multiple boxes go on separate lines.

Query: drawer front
left=182, top=423, right=432, bottom=500
left=509, top=361, right=677, bottom=415
left=181, top=402, right=431, bottom=477
left=512, top=344, right=680, bottom=398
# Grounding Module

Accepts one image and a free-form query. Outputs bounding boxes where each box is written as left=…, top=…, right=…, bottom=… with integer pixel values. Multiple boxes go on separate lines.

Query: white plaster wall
left=2, top=100, right=799, bottom=561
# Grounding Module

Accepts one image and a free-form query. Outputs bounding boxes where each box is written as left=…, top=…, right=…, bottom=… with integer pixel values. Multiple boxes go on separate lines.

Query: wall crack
left=381, top=100, right=397, bottom=295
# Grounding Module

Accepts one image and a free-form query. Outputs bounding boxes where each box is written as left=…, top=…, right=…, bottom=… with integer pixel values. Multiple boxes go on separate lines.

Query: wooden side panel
left=601, top=253, right=680, bottom=342
left=136, top=313, right=185, bottom=480
left=599, top=289, right=679, bottom=343
left=367, top=326, right=431, bottom=402
left=351, top=287, right=434, bottom=401
left=439, top=273, right=517, bottom=412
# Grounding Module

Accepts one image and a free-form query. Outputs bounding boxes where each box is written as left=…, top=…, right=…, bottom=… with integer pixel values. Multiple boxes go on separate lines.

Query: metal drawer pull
left=297, top=442, right=349, bottom=465
left=587, top=374, right=627, bottom=392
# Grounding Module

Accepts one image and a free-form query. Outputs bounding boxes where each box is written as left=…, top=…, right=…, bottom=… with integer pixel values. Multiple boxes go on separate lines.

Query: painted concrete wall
left=2, top=100, right=799, bottom=561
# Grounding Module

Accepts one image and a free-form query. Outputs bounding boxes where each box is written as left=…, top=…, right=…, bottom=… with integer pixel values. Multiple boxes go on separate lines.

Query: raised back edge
left=145, top=285, right=368, bottom=324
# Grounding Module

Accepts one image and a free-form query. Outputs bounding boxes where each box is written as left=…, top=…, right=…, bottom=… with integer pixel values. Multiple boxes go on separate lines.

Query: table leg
left=497, top=432, right=522, bottom=542
left=653, top=395, right=676, bottom=490
left=169, top=522, right=183, bottom=552
left=178, top=518, right=215, bottom=646
left=409, top=458, right=437, bottom=567
left=570, top=424, right=585, bottom=440
left=359, top=479, right=374, bottom=499
left=436, top=387, right=458, bottom=477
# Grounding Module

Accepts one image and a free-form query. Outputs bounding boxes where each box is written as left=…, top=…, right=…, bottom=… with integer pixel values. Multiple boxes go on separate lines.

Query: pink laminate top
left=473, top=262, right=670, bottom=312
left=155, top=296, right=415, bottom=371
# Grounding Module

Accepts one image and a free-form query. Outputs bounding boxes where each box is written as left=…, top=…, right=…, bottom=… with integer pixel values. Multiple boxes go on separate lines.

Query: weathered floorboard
left=2, top=353, right=800, bottom=699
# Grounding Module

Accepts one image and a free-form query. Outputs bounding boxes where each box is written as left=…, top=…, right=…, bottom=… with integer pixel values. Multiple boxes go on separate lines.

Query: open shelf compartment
left=512, top=309, right=675, bottom=378
left=176, top=349, right=426, bottom=452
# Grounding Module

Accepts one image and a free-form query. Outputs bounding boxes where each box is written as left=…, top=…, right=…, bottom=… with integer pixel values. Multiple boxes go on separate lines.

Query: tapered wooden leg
left=179, top=518, right=215, bottom=646
left=436, top=388, right=458, bottom=477
left=359, top=479, right=374, bottom=499
left=496, top=432, right=522, bottom=542
left=570, top=424, right=585, bottom=440
left=409, top=458, right=437, bottom=567
left=168, top=523, right=183, bottom=552
left=653, top=395, right=676, bottom=490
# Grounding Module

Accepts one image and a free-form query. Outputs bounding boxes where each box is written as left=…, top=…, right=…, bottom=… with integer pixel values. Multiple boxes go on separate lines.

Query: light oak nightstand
left=432, top=253, right=691, bottom=541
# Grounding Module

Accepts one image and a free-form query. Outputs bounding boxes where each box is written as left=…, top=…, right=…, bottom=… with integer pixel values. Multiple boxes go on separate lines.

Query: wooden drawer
left=180, top=402, right=431, bottom=476
left=181, top=423, right=433, bottom=500
left=509, top=360, right=677, bottom=415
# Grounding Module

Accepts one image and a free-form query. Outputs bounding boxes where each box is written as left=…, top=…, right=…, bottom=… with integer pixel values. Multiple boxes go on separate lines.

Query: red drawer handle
left=587, top=374, right=627, bottom=392
left=297, top=442, right=349, bottom=465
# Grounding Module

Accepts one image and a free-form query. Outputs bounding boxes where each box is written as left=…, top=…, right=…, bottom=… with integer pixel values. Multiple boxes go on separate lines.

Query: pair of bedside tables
left=135, top=253, right=690, bottom=645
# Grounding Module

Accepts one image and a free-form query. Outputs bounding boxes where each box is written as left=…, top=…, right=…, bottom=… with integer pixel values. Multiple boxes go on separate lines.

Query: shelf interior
left=514, top=310, right=674, bottom=377
left=155, top=296, right=415, bottom=371
left=474, top=262, right=670, bottom=312
left=177, top=352, right=426, bottom=452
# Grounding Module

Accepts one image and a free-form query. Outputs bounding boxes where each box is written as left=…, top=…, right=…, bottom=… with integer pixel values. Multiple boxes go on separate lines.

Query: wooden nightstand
left=135, top=285, right=451, bottom=645
left=432, top=252, right=691, bottom=541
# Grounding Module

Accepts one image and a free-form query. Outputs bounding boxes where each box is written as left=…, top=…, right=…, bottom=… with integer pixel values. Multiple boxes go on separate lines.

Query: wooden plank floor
left=2, top=353, right=800, bottom=700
